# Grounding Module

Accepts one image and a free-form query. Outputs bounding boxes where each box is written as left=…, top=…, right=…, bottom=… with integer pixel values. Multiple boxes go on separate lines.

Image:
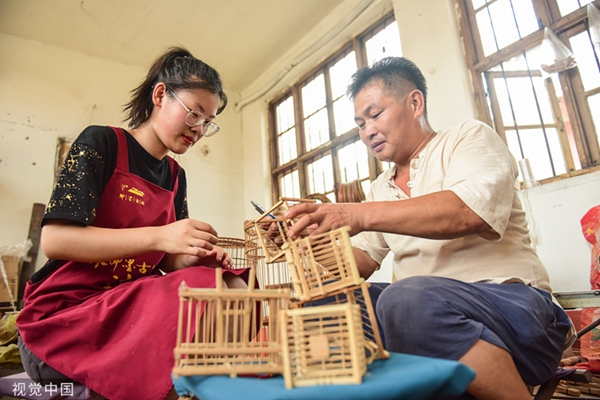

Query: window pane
left=304, top=109, right=329, bottom=150
left=476, top=0, right=538, bottom=57
left=569, top=32, right=600, bottom=91
left=556, top=0, right=595, bottom=16
left=330, top=52, right=358, bottom=136
left=338, top=140, right=370, bottom=182
left=589, top=93, right=600, bottom=148
left=506, top=128, right=567, bottom=181
left=307, top=154, right=334, bottom=198
left=277, top=96, right=295, bottom=132
left=278, top=128, right=297, bottom=165
left=276, top=97, right=298, bottom=166
left=302, top=74, right=326, bottom=116
left=494, top=76, right=554, bottom=126
left=333, top=97, right=355, bottom=136
left=302, top=74, right=329, bottom=151
left=330, top=52, right=357, bottom=99
left=365, top=21, right=402, bottom=64
left=279, top=170, right=300, bottom=199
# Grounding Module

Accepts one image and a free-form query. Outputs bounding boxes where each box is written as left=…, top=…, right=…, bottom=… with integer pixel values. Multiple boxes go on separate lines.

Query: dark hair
left=347, top=57, right=428, bottom=114
left=124, top=46, right=228, bottom=129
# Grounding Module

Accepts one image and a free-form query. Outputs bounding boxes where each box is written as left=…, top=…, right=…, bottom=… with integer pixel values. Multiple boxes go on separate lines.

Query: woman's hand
left=162, top=245, right=233, bottom=272
left=185, top=245, right=233, bottom=269
left=156, top=218, right=219, bottom=257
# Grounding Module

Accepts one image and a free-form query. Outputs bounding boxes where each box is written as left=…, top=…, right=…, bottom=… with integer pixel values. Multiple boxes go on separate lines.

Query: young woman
left=17, top=46, right=249, bottom=400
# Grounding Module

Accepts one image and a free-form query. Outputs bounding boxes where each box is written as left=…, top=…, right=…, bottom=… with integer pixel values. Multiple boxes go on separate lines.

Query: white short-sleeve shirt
left=351, top=120, right=551, bottom=291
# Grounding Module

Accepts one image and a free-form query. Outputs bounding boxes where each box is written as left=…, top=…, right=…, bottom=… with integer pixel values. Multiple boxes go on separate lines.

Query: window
left=269, top=14, right=401, bottom=202
left=456, top=0, right=600, bottom=185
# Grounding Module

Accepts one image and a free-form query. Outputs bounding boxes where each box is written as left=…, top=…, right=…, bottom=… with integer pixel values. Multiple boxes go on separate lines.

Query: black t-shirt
left=44, top=125, right=188, bottom=226
left=34, top=126, right=188, bottom=283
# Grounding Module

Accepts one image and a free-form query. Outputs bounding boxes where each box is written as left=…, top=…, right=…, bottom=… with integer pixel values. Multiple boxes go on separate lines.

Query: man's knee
left=376, top=276, right=446, bottom=323
left=378, top=276, right=446, bottom=307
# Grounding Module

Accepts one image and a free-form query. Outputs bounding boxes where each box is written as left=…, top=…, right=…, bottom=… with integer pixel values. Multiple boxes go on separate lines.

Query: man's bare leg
left=460, top=339, right=531, bottom=400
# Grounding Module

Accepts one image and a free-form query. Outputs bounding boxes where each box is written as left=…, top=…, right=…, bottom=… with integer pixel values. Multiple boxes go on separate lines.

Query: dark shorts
left=375, top=276, right=571, bottom=386
left=18, top=335, right=74, bottom=385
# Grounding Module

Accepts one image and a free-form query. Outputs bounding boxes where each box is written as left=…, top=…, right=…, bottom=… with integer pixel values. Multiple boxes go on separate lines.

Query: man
left=285, top=57, right=572, bottom=400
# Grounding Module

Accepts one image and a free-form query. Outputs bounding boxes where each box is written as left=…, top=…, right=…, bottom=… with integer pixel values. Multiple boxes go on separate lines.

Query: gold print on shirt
left=90, top=258, right=156, bottom=289
left=118, top=184, right=146, bottom=206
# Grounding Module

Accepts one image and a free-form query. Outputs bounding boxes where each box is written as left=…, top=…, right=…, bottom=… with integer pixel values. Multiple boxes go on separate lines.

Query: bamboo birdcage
left=283, top=226, right=363, bottom=302
left=216, top=237, right=247, bottom=270
left=252, top=197, right=316, bottom=263
left=174, top=198, right=388, bottom=389
left=173, top=268, right=291, bottom=379
left=244, top=220, right=295, bottom=296
left=281, top=303, right=367, bottom=388
left=300, top=282, right=389, bottom=364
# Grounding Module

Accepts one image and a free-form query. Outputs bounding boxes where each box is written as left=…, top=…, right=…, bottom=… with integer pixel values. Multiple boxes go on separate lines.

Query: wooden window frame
left=268, top=13, right=396, bottom=202
left=455, top=0, right=600, bottom=184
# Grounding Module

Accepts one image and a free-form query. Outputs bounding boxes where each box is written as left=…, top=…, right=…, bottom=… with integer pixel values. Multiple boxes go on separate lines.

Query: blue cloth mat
left=173, top=352, right=475, bottom=400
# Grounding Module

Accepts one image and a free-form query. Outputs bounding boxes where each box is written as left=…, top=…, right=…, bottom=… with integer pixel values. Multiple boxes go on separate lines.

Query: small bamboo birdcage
left=173, top=269, right=291, bottom=379
left=216, top=237, right=247, bottom=270
left=281, top=303, right=367, bottom=388
left=244, top=220, right=294, bottom=294
left=252, top=197, right=316, bottom=263
left=300, top=282, right=389, bottom=364
left=283, top=226, right=363, bottom=302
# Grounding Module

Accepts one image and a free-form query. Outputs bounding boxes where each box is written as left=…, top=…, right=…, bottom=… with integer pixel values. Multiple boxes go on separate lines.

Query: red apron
left=17, top=127, right=248, bottom=399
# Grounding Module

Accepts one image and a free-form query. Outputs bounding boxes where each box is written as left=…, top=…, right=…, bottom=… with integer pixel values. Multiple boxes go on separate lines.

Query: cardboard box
left=0, top=255, right=21, bottom=305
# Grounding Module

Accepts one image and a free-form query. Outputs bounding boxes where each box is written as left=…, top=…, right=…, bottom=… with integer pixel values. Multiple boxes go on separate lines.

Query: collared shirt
left=351, top=119, right=551, bottom=291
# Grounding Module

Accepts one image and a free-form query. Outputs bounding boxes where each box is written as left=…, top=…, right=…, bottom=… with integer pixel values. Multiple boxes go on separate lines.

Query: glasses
left=168, top=89, right=220, bottom=137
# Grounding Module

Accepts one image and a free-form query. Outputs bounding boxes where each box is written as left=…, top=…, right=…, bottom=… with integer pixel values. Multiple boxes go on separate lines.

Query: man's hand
left=284, top=202, right=364, bottom=239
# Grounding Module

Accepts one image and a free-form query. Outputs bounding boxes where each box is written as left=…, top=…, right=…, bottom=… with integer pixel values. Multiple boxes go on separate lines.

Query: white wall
left=0, top=33, right=245, bottom=269
left=519, top=171, right=600, bottom=292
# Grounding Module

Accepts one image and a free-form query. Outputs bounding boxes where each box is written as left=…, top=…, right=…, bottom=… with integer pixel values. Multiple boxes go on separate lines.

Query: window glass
left=307, top=154, right=335, bottom=199
left=279, top=170, right=300, bottom=199
left=302, top=74, right=329, bottom=150
left=302, top=74, right=326, bottom=116
left=506, top=128, right=566, bottom=180
left=278, top=128, right=297, bottom=165
left=494, top=76, right=554, bottom=126
left=277, top=96, right=295, bottom=132
left=304, top=109, right=329, bottom=151
left=556, top=0, right=595, bottom=16
left=569, top=32, right=600, bottom=91
left=589, top=93, right=600, bottom=149
left=275, top=97, right=297, bottom=165
left=365, top=21, right=402, bottom=64
left=338, top=140, right=370, bottom=182
left=330, top=52, right=358, bottom=135
left=475, top=0, right=538, bottom=57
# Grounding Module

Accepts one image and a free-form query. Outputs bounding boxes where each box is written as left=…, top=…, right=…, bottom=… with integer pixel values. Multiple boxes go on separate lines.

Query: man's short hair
left=347, top=57, right=428, bottom=110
